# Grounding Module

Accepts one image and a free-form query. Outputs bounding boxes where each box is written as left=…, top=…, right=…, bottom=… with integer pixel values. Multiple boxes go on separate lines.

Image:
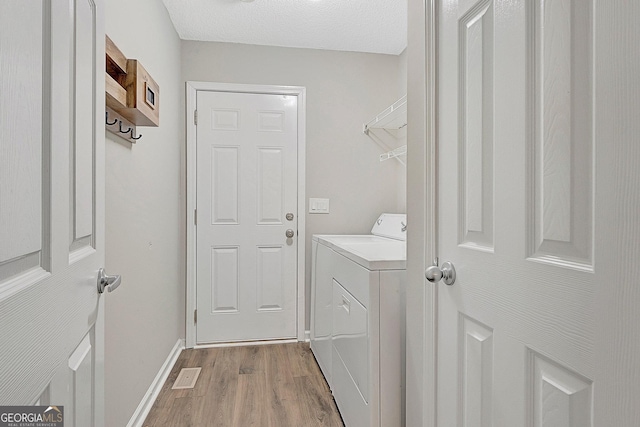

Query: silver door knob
left=286, top=213, right=294, bottom=221
left=97, top=268, right=122, bottom=293
left=425, top=261, right=456, bottom=286
left=285, top=229, right=295, bottom=238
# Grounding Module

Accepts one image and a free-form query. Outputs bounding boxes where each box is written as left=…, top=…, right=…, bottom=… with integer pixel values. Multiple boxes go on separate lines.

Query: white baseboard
left=194, top=338, right=298, bottom=349
left=127, top=338, right=185, bottom=427
left=305, top=330, right=311, bottom=342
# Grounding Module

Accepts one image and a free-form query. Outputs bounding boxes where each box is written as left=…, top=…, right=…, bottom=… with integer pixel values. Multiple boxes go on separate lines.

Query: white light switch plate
left=309, top=198, right=330, bottom=214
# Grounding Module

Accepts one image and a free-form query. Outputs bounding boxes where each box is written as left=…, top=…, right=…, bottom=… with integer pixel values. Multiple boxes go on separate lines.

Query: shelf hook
left=129, top=129, right=142, bottom=141
left=118, top=121, right=131, bottom=134
left=105, top=112, right=117, bottom=126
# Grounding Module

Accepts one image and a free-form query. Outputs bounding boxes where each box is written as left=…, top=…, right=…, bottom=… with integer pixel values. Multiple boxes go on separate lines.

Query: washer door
left=332, top=278, right=369, bottom=402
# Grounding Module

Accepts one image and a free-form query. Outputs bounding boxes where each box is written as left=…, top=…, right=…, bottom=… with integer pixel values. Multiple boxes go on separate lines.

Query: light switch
left=309, top=198, right=330, bottom=214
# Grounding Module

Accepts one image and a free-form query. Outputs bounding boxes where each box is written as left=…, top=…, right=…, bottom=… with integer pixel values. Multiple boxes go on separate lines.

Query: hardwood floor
left=143, top=343, right=344, bottom=427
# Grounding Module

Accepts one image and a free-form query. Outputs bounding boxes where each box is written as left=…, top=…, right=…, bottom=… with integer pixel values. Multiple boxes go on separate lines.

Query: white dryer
left=311, top=214, right=406, bottom=427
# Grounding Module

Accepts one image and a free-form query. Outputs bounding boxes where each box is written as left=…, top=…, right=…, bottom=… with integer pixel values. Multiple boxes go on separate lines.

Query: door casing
left=185, top=82, right=307, bottom=348
left=406, top=0, right=438, bottom=426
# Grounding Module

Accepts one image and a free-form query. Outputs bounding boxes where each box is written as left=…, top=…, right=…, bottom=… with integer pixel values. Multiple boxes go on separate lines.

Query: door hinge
left=194, top=110, right=198, bottom=125
left=194, top=309, right=197, bottom=324
left=194, top=209, right=197, bottom=225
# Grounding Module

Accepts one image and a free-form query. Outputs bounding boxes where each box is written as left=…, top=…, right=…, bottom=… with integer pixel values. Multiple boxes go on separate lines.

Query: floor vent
left=172, top=367, right=202, bottom=390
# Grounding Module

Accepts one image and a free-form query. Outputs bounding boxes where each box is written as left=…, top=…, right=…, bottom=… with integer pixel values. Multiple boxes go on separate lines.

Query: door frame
left=406, top=0, right=438, bottom=426
left=185, top=81, right=307, bottom=348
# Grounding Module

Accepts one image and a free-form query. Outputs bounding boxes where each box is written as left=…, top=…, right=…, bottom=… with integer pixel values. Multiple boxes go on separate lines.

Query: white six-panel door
left=196, top=91, right=298, bottom=343
left=0, top=0, right=105, bottom=425
left=436, top=0, right=597, bottom=425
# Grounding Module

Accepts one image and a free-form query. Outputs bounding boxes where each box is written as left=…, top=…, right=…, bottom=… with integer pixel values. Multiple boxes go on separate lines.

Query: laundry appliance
left=310, top=213, right=407, bottom=427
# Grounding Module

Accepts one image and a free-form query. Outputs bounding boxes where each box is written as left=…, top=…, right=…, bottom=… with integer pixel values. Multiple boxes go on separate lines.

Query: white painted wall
left=104, top=2, right=184, bottom=427
left=182, top=41, right=406, bottom=329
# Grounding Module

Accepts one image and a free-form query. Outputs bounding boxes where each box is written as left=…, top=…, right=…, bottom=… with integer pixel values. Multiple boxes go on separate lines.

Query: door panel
left=257, top=148, right=285, bottom=224
left=529, top=350, right=592, bottom=427
left=0, top=0, right=48, bottom=283
left=437, top=0, right=595, bottom=425
left=210, top=146, right=239, bottom=224
left=0, top=1, right=105, bottom=425
left=210, top=246, right=240, bottom=312
left=65, top=333, right=95, bottom=427
left=256, top=246, right=285, bottom=310
left=458, top=0, right=494, bottom=252
left=528, top=0, right=593, bottom=269
left=196, top=91, right=298, bottom=343
left=459, top=315, right=493, bottom=427
left=72, top=0, right=97, bottom=249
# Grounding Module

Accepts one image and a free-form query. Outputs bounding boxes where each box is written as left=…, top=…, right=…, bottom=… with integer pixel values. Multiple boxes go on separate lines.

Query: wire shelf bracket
left=379, top=144, right=407, bottom=163
left=362, top=94, right=407, bottom=135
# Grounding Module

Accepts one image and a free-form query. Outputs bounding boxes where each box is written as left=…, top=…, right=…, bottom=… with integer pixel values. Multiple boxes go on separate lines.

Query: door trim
left=185, top=81, right=307, bottom=348
left=406, top=0, right=438, bottom=426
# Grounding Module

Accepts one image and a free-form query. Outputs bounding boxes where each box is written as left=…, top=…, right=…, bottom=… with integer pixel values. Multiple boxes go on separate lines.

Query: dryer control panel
left=371, top=213, right=407, bottom=241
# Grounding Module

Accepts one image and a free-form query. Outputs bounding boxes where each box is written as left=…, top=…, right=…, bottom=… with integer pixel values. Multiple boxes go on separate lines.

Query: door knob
left=425, top=260, right=456, bottom=286
left=285, top=229, right=295, bottom=238
left=97, top=268, right=122, bottom=293
left=286, top=213, right=294, bottom=221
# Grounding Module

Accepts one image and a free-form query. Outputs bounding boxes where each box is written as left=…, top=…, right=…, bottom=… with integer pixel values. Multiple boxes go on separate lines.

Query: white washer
left=311, top=213, right=406, bottom=427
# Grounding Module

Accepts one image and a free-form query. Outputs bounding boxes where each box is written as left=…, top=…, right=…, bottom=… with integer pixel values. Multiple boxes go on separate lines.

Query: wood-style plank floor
left=143, top=343, right=344, bottom=427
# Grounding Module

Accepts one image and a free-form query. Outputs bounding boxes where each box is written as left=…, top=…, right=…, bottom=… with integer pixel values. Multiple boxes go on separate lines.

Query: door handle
left=285, top=229, right=295, bottom=238
left=425, top=259, right=456, bottom=286
left=97, top=268, right=122, bottom=293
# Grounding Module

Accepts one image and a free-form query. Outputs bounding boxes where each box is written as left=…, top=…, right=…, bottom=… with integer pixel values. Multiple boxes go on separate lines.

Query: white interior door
left=434, top=0, right=612, bottom=425
left=0, top=1, right=105, bottom=425
left=196, top=91, right=298, bottom=343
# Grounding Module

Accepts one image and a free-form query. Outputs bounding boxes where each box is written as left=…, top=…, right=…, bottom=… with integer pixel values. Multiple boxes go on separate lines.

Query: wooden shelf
left=105, top=35, right=159, bottom=128
left=105, top=72, right=126, bottom=109
left=125, top=60, right=159, bottom=127
left=106, top=36, right=127, bottom=81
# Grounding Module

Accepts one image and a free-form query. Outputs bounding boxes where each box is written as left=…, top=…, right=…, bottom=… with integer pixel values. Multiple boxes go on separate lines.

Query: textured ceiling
left=162, top=0, right=407, bottom=55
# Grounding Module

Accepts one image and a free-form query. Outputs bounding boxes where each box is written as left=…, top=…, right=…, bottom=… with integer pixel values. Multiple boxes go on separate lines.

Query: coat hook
left=118, top=121, right=131, bottom=134
left=130, top=129, right=142, bottom=141
left=105, top=112, right=117, bottom=126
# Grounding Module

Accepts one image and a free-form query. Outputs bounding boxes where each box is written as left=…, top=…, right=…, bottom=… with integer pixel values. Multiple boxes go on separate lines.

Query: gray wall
left=104, top=2, right=184, bottom=426
left=182, top=41, right=406, bottom=329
